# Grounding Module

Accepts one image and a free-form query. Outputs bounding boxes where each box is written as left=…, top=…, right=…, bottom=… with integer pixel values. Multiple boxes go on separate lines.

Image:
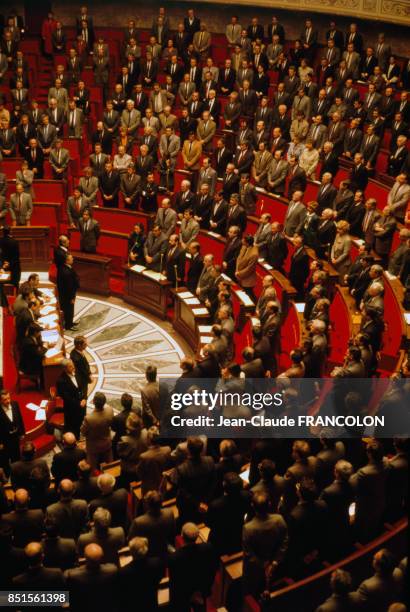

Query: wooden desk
left=71, top=251, right=112, bottom=296
left=172, top=288, right=210, bottom=351
left=11, top=226, right=51, bottom=271
left=124, top=265, right=171, bottom=319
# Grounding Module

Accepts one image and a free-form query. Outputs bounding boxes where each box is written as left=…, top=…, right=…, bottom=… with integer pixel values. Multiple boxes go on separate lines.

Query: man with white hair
left=317, top=172, right=337, bottom=211
left=120, top=99, right=141, bottom=135
left=320, top=141, right=339, bottom=179
left=196, top=253, right=215, bottom=301
left=317, top=208, right=337, bottom=258
left=89, top=472, right=128, bottom=530
left=154, top=197, right=177, bottom=238
left=118, top=536, right=164, bottom=611
left=361, top=282, right=384, bottom=316
left=310, top=319, right=328, bottom=377
left=373, top=205, right=397, bottom=265
left=197, top=157, right=217, bottom=196
left=78, top=507, right=125, bottom=566
left=113, top=144, right=132, bottom=174
left=175, top=179, right=195, bottom=217
left=169, top=522, right=218, bottom=611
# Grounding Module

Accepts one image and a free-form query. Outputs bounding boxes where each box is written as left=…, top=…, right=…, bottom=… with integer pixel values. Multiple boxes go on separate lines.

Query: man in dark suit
left=289, top=235, right=310, bottom=300
left=8, top=440, right=48, bottom=490
left=223, top=225, right=242, bottom=278
left=91, top=120, right=113, bottom=155
left=51, top=432, right=86, bottom=486
left=186, top=241, right=203, bottom=292
left=287, top=156, right=307, bottom=198
left=169, top=522, right=218, bottom=610
left=78, top=209, right=100, bottom=254
left=266, top=222, right=288, bottom=271
left=13, top=541, right=65, bottom=596
left=69, top=336, right=91, bottom=400
left=214, top=138, right=233, bottom=178
left=53, top=235, right=70, bottom=270
left=163, top=233, right=186, bottom=287
left=225, top=194, right=247, bottom=235
left=57, top=253, right=79, bottom=331
left=0, top=225, right=21, bottom=286
left=46, top=478, right=88, bottom=540
left=320, top=143, right=339, bottom=179
left=317, top=173, right=338, bottom=211
left=0, top=389, right=25, bottom=470
left=183, top=9, right=200, bottom=43
left=56, top=360, right=86, bottom=439
left=100, top=160, right=120, bottom=208
left=24, top=138, right=44, bottom=178
left=209, top=191, right=228, bottom=235
left=349, top=153, right=369, bottom=193
left=222, top=163, right=240, bottom=199
left=172, top=437, right=216, bottom=524
left=354, top=548, right=404, bottom=610
left=320, top=459, right=354, bottom=559
left=89, top=473, right=128, bottom=530
left=3, top=489, right=44, bottom=548
left=65, top=543, right=118, bottom=612
left=118, top=536, right=164, bottom=612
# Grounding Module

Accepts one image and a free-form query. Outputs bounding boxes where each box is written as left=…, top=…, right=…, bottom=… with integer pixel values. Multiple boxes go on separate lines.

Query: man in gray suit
left=67, top=188, right=89, bottom=228
left=77, top=507, right=125, bottom=566
left=9, top=183, right=33, bottom=226
left=242, top=491, right=288, bottom=597
left=79, top=209, right=100, bottom=254
left=267, top=150, right=289, bottom=195
left=78, top=167, right=99, bottom=206
left=49, top=139, right=70, bottom=179
left=159, top=127, right=180, bottom=170
left=67, top=100, right=84, bottom=138
left=283, top=191, right=307, bottom=237
left=196, top=253, right=216, bottom=302
left=179, top=208, right=200, bottom=250
left=387, top=173, right=410, bottom=222
left=121, top=100, right=141, bottom=136
left=154, top=198, right=177, bottom=239
left=46, top=479, right=89, bottom=539
left=143, top=225, right=168, bottom=271
left=178, top=74, right=196, bottom=106
left=291, top=88, right=312, bottom=121
left=254, top=213, right=272, bottom=260
left=120, top=163, right=141, bottom=210
left=307, top=115, right=327, bottom=151
left=197, top=157, right=217, bottom=196
left=239, top=173, right=258, bottom=214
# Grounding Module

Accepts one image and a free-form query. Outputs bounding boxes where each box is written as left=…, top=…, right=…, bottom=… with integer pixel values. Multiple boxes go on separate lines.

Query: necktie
left=17, top=194, right=22, bottom=212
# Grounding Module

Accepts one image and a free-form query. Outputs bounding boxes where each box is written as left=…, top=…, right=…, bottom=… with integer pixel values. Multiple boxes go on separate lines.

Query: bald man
left=51, top=433, right=86, bottom=485
left=13, top=541, right=65, bottom=593
left=2, top=489, right=44, bottom=548
left=46, top=479, right=88, bottom=539
left=65, top=543, right=118, bottom=612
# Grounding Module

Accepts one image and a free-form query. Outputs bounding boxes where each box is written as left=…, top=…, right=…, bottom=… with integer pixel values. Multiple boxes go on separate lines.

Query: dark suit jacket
left=65, top=563, right=118, bottom=612
left=169, top=542, right=218, bottom=610
left=56, top=371, right=84, bottom=435
left=42, top=536, right=77, bottom=571
left=70, top=348, right=91, bottom=397
left=51, top=446, right=86, bottom=484
left=57, top=264, right=80, bottom=304
left=46, top=498, right=88, bottom=539
left=226, top=205, right=247, bottom=234
left=209, top=199, right=228, bottom=235
left=223, top=237, right=242, bottom=278
left=187, top=254, right=204, bottom=292
left=89, top=489, right=128, bottom=529
left=287, top=166, right=307, bottom=198
left=3, top=508, right=44, bottom=548
left=221, top=172, right=240, bottom=199
left=78, top=218, right=100, bottom=253
left=266, top=233, right=288, bottom=269
left=118, top=558, right=163, bottom=612
left=206, top=491, right=251, bottom=555
left=0, top=401, right=25, bottom=450
left=290, top=247, right=309, bottom=297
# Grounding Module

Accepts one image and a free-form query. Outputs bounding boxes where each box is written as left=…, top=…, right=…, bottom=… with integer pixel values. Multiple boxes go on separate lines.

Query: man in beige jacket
left=235, top=235, right=259, bottom=302
left=80, top=391, right=113, bottom=471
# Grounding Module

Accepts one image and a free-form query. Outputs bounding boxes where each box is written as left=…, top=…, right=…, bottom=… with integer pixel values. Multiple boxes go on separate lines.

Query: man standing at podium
left=144, top=224, right=167, bottom=271
left=57, top=253, right=80, bottom=331
left=163, top=233, right=185, bottom=287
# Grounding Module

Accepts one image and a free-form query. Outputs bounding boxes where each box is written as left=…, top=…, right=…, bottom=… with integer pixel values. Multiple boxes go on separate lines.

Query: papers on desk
left=404, top=313, right=410, bottom=325
left=40, top=400, right=48, bottom=408
left=40, top=304, right=56, bottom=316
left=200, top=336, right=213, bottom=343
left=207, top=231, right=222, bottom=238
left=192, top=308, right=209, bottom=315
left=38, top=314, right=59, bottom=326
left=41, top=330, right=60, bottom=344
left=235, top=290, right=254, bottom=307
left=294, top=303, right=306, bottom=313
left=184, top=297, right=201, bottom=305
left=142, top=270, right=166, bottom=281
left=221, top=273, right=232, bottom=282
left=0, top=273, right=10, bottom=281
left=41, top=288, right=55, bottom=298
left=45, top=347, right=60, bottom=359
left=178, top=291, right=194, bottom=299
left=35, top=409, right=46, bottom=421
left=198, top=325, right=213, bottom=333
left=131, top=264, right=146, bottom=273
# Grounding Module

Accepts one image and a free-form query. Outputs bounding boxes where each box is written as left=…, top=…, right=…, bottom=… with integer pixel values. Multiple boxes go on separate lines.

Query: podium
left=71, top=251, right=112, bottom=296
left=11, top=226, right=50, bottom=271
left=172, top=288, right=210, bottom=351
left=124, top=265, right=171, bottom=319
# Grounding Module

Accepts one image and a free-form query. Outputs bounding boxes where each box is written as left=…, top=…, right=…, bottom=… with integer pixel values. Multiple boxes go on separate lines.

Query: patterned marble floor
left=64, top=296, right=185, bottom=411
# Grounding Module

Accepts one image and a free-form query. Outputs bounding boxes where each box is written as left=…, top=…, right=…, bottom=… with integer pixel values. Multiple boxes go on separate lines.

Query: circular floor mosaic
left=64, top=296, right=185, bottom=412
